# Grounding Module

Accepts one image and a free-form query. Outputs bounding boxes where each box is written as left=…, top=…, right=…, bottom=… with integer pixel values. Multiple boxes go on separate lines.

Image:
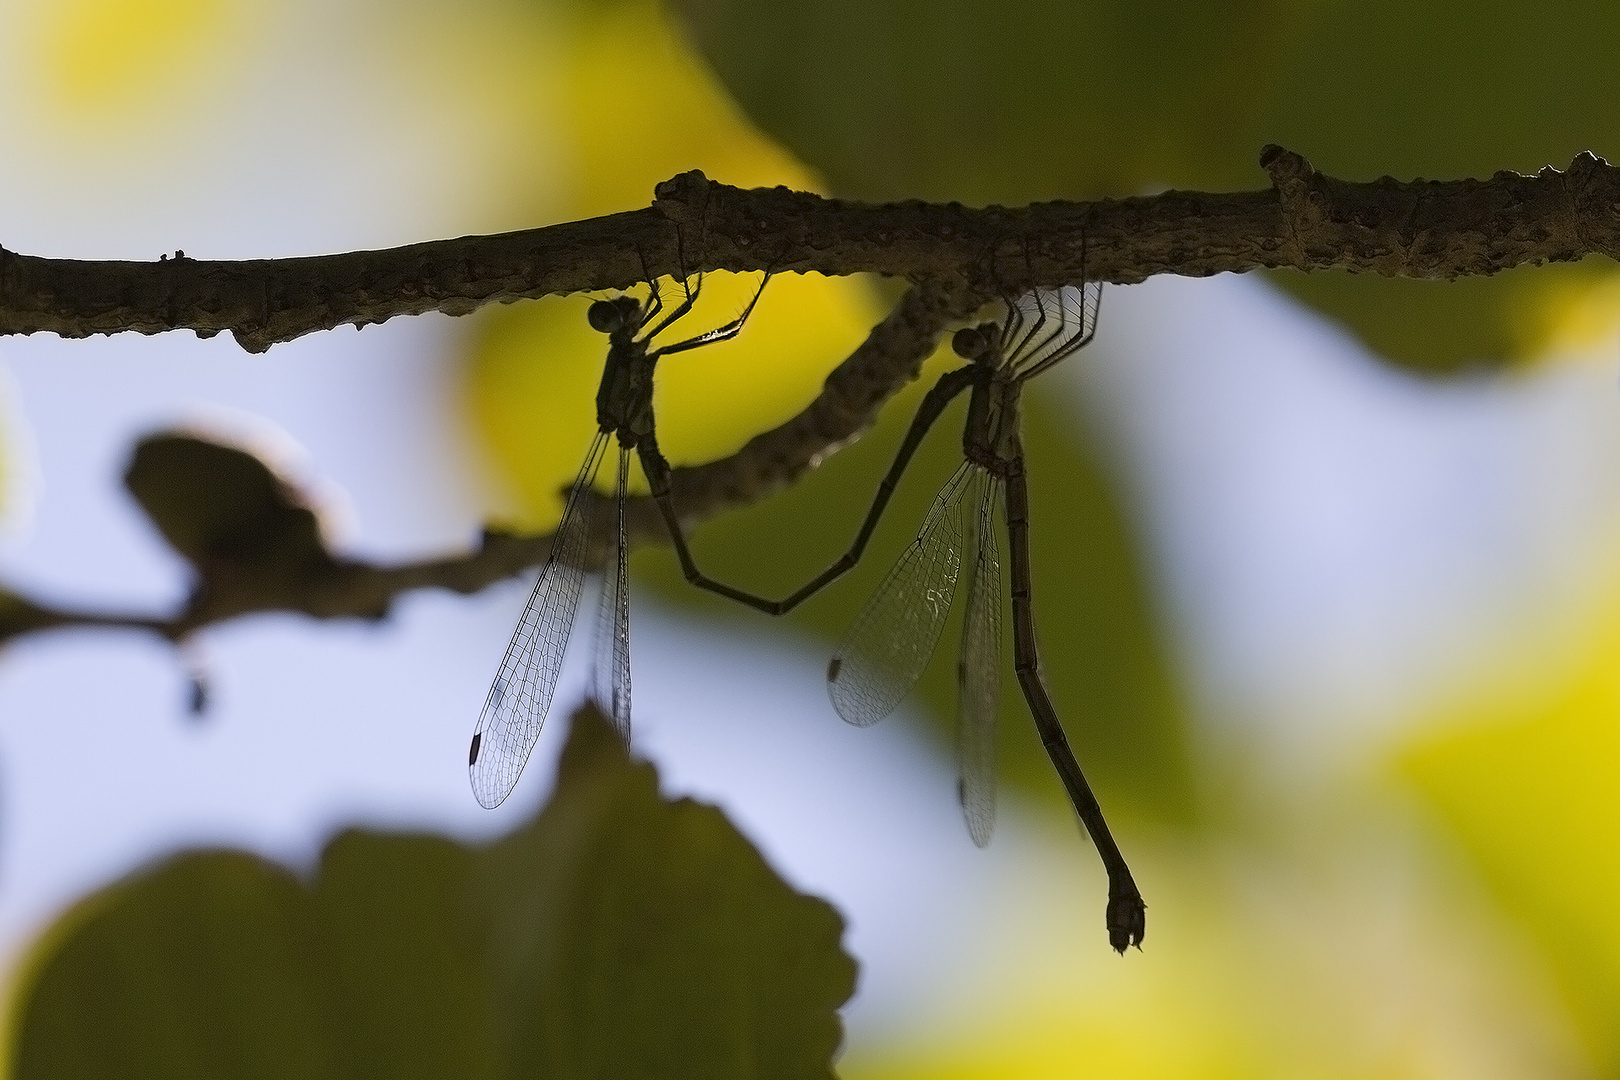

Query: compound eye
left=952, top=326, right=988, bottom=359
left=588, top=299, right=624, bottom=333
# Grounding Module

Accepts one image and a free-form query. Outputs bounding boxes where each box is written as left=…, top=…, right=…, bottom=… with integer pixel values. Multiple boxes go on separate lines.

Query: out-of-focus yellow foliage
left=1399, top=565, right=1620, bottom=1070
left=1515, top=273, right=1620, bottom=362
left=25, top=0, right=238, bottom=121
left=842, top=857, right=1264, bottom=1080
left=842, top=811, right=1582, bottom=1080
left=462, top=0, right=882, bottom=529
left=559, top=0, right=812, bottom=219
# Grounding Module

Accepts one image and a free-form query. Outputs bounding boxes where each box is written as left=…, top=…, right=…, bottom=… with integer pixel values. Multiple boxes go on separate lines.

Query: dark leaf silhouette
left=9, top=706, right=856, bottom=1080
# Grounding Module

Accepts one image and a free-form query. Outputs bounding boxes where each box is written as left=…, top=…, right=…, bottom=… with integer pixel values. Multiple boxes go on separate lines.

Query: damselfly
left=468, top=269, right=769, bottom=809
left=654, top=281, right=1146, bottom=952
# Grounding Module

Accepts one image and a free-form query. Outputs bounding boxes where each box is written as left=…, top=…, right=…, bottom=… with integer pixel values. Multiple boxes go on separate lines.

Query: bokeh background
left=5, top=0, right=1620, bottom=1075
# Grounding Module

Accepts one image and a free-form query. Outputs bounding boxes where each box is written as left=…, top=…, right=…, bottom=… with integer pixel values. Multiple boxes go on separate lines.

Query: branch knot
left=1261, top=144, right=1321, bottom=267
left=1560, top=151, right=1620, bottom=262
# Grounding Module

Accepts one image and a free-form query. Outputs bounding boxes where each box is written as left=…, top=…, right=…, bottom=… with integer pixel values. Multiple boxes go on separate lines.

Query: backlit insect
left=653, top=281, right=1146, bottom=952
left=468, top=267, right=769, bottom=809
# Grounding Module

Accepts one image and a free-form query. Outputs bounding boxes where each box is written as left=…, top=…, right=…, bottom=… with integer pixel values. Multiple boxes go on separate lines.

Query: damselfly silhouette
left=468, top=268, right=769, bottom=809
left=655, top=282, right=1146, bottom=952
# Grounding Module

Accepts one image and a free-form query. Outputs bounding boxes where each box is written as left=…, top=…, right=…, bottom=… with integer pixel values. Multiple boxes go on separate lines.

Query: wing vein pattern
left=469, top=431, right=608, bottom=808
left=957, top=469, right=1003, bottom=847
left=828, top=462, right=974, bottom=727
left=591, top=444, right=633, bottom=741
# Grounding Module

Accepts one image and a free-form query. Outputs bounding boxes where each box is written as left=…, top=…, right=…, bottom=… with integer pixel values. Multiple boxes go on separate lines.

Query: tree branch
left=3, top=144, right=1618, bottom=649
left=5, top=146, right=1617, bottom=353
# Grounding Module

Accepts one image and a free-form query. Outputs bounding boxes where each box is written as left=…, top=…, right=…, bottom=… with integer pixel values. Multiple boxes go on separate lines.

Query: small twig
left=1, top=280, right=976, bottom=644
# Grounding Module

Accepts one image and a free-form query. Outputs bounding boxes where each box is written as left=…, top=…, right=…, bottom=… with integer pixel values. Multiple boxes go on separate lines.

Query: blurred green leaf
left=669, top=0, right=1299, bottom=206
left=477, top=706, right=855, bottom=1079
left=641, top=339, right=1195, bottom=830
left=9, top=707, right=857, bottom=1080
left=11, top=852, right=341, bottom=1080
left=669, top=0, right=1620, bottom=371
left=312, top=834, right=498, bottom=1080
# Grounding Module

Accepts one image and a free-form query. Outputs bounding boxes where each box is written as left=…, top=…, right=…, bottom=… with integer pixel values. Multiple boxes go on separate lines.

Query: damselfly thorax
left=589, top=294, right=663, bottom=448
left=963, top=374, right=1023, bottom=475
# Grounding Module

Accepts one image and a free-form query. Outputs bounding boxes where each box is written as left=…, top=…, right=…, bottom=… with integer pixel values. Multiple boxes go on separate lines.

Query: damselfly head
left=952, top=323, right=997, bottom=364
left=587, top=296, right=641, bottom=334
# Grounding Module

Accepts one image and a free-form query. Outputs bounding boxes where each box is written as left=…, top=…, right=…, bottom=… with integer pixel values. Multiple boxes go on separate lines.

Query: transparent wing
left=469, top=432, right=608, bottom=808
left=828, top=464, right=974, bottom=727
left=591, top=445, right=633, bottom=742
left=957, top=472, right=1003, bottom=847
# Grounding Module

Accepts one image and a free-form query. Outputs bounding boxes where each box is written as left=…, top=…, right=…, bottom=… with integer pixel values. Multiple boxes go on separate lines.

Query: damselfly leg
left=653, top=367, right=981, bottom=616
